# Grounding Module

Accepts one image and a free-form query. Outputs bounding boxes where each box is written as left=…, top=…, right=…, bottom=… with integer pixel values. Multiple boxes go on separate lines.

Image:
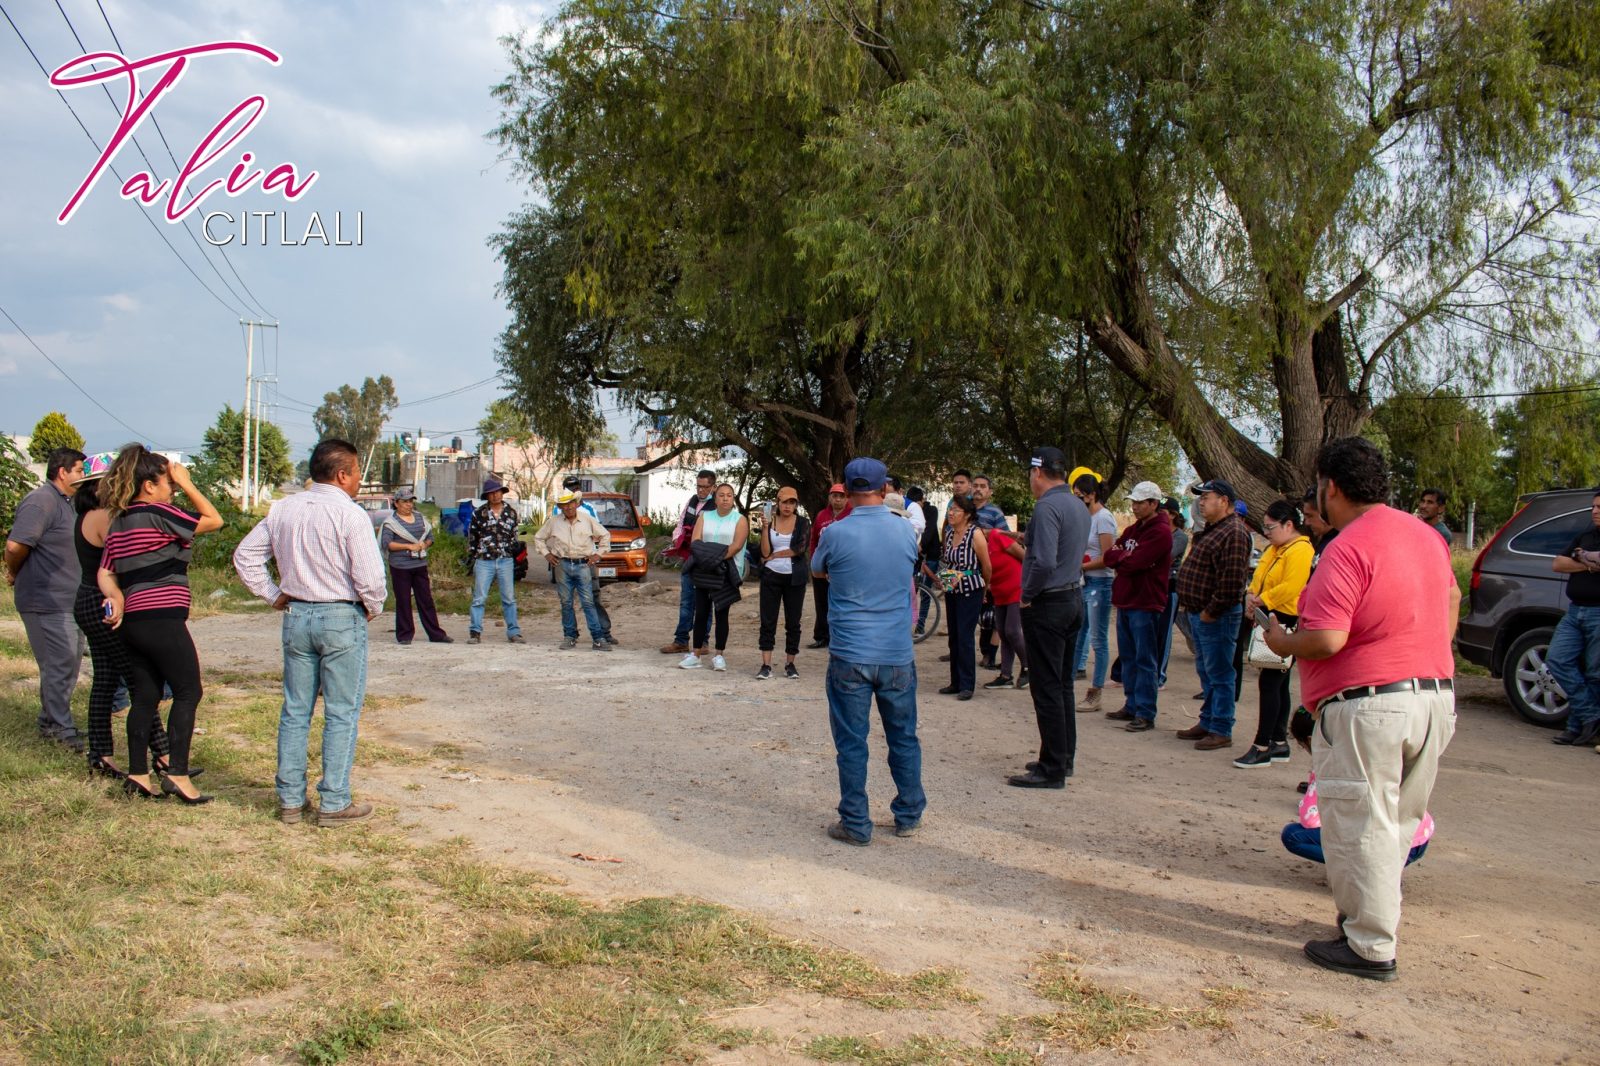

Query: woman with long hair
left=1233, top=499, right=1314, bottom=769
left=680, top=483, right=749, bottom=672
left=938, top=494, right=991, bottom=700
left=71, top=452, right=175, bottom=779
left=99, top=445, right=222, bottom=802
left=756, top=486, right=810, bottom=680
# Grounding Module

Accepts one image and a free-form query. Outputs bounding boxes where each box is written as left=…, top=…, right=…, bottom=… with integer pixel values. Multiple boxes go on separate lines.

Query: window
left=1508, top=508, right=1593, bottom=557
left=590, top=496, right=639, bottom=530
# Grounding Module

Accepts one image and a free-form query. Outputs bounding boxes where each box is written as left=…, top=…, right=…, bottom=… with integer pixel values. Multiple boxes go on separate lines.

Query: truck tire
left=1502, top=626, right=1569, bottom=728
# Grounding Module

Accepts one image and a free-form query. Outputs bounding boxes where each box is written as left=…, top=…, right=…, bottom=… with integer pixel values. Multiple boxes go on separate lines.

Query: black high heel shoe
left=123, top=777, right=165, bottom=800
left=152, top=758, right=203, bottom=779
left=87, top=756, right=127, bottom=781
left=159, top=777, right=214, bottom=805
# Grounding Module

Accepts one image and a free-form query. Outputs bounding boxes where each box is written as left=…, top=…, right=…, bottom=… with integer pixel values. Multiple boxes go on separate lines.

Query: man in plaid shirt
left=1174, top=479, right=1253, bottom=750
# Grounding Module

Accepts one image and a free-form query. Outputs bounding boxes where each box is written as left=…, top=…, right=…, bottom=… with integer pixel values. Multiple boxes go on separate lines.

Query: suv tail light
left=1470, top=504, right=1526, bottom=591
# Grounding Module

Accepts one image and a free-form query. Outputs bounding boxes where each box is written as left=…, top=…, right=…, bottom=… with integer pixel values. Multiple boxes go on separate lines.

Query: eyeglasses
left=1262, top=523, right=1282, bottom=534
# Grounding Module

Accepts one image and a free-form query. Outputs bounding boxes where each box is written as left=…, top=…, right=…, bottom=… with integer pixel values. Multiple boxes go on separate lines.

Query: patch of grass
left=1302, top=1010, right=1340, bottom=1031
left=0, top=633, right=979, bottom=1064
left=1028, top=955, right=1241, bottom=1052
left=806, top=1034, right=1035, bottom=1065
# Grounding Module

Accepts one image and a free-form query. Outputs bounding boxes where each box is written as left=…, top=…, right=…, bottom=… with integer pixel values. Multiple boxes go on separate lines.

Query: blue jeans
left=276, top=602, right=368, bottom=813
left=1548, top=603, right=1600, bottom=730
left=825, top=657, right=926, bottom=841
left=1116, top=608, right=1162, bottom=722
left=469, top=557, right=519, bottom=637
left=674, top=568, right=695, bottom=645
left=555, top=560, right=608, bottom=641
left=1156, top=589, right=1178, bottom=687
left=1281, top=823, right=1427, bottom=866
left=1074, top=576, right=1114, bottom=687
left=1188, top=605, right=1242, bottom=737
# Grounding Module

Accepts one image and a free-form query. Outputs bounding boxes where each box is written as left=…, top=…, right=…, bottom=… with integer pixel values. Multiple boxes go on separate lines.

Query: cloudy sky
left=0, top=0, right=637, bottom=459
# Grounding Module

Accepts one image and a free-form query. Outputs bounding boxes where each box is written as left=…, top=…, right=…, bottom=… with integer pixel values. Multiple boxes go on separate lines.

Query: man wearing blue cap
left=811, top=457, right=926, bottom=845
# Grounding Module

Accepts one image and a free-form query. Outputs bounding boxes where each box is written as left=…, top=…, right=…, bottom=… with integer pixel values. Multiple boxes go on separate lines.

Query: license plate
left=598, top=567, right=616, bottom=577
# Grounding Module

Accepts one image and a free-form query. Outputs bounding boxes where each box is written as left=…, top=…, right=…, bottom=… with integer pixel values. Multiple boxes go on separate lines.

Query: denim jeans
left=1547, top=603, right=1600, bottom=731
left=1281, top=823, right=1427, bottom=867
left=1073, top=575, right=1114, bottom=687
left=1116, top=608, right=1162, bottom=722
left=276, top=602, right=368, bottom=813
left=825, top=657, right=926, bottom=841
left=1188, top=605, right=1242, bottom=737
left=554, top=559, right=608, bottom=641
left=673, top=568, right=695, bottom=645
left=1156, top=589, right=1178, bottom=687
left=469, top=557, right=519, bottom=637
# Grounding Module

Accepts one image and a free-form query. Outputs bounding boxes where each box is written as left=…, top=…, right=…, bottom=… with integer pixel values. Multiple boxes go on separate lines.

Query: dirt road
left=193, top=576, right=1599, bottom=1062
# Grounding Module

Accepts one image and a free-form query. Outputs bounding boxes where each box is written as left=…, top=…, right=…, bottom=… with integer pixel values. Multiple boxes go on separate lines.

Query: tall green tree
left=313, top=376, right=398, bottom=477
left=27, top=412, right=84, bottom=461
left=190, top=405, right=294, bottom=498
left=0, top=434, right=36, bottom=535
left=1496, top=374, right=1600, bottom=499
left=1369, top=392, right=1503, bottom=528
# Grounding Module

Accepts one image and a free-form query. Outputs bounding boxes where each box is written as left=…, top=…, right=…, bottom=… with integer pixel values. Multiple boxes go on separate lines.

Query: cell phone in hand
left=1254, top=606, right=1272, bottom=629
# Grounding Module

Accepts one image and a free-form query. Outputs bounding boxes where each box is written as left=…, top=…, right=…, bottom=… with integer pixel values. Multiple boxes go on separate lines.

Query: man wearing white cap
left=1102, top=483, right=1173, bottom=731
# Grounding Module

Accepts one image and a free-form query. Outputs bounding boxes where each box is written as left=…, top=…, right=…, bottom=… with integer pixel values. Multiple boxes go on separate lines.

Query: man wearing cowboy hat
left=534, top=489, right=613, bottom=650
left=466, top=477, right=523, bottom=644
left=5, top=446, right=88, bottom=750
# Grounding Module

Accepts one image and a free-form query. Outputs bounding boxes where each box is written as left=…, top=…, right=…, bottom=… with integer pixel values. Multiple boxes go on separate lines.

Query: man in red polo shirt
left=1264, top=437, right=1458, bottom=982
left=808, top=483, right=852, bottom=648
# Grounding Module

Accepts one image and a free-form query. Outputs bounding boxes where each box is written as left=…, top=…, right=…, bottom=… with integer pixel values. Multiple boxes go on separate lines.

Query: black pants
left=979, top=605, right=997, bottom=662
left=1021, top=589, right=1084, bottom=781
left=945, top=588, right=983, bottom=693
left=73, top=585, right=169, bottom=762
left=692, top=589, right=730, bottom=652
left=118, top=614, right=202, bottom=776
left=1232, top=614, right=1254, bottom=701
left=811, top=576, right=831, bottom=644
left=391, top=565, right=448, bottom=643
left=758, top=570, right=805, bottom=655
left=994, top=601, right=1027, bottom=677
left=1250, top=610, right=1298, bottom=747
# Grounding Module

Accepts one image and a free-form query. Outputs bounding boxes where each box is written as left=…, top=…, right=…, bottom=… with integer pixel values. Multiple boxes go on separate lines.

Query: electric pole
left=239, top=320, right=279, bottom=509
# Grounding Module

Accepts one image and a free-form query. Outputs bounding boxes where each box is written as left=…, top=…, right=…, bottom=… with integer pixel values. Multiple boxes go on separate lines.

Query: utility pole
left=239, top=320, right=279, bottom=509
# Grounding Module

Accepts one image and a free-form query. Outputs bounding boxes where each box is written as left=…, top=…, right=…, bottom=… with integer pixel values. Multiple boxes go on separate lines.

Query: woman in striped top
left=938, top=494, right=992, bottom=700
left=98, top=445, right=222, bottom=803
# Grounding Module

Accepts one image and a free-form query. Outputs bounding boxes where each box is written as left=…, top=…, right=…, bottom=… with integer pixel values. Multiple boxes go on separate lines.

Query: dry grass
left=0, top=637, right=974, bottom=1065
left=1027, top=954, right=1241, bottom=1052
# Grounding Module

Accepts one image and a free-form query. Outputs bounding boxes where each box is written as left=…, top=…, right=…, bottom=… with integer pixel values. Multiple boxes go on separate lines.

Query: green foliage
left=313, top=376, right=398, bottom=469
left=0, top=435, right=36, bottom=535
left=190, top=405, right=294, bottom=498
left=26, top=412, right=84, bottom=461
left=296, top=1005, right=410, bottom=1065
left=1496, top=373, right=1600, bottom=498
left=1370, top=393, right=1505, bottom=529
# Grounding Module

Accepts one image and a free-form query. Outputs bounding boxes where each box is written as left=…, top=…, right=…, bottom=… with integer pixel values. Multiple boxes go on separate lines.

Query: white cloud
left=103, top=293, right=139, bottom=313
left=0, top=356, right=17, bottom=376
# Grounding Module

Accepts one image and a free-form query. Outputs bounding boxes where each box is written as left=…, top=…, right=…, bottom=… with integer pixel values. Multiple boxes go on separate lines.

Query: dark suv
left=1457, top=488, right=1595, bottom=727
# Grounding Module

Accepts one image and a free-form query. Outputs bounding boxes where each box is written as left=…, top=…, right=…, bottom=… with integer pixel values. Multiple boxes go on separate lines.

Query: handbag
left=1246, top=621, right=1293, bottom=670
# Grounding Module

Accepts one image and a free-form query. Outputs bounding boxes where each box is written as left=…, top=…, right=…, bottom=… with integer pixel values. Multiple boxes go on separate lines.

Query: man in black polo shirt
left=1008, top=447, right=1090, bottom=789
left=1549, top=488, right=1600, bottom=747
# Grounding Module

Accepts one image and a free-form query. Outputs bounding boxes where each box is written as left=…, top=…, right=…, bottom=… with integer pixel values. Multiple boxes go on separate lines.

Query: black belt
left=1032, top=582, right=1082, bottom=597
left=288, top=598, right=363, bottom=608
left=1321, top=677, right=1453, bottom=710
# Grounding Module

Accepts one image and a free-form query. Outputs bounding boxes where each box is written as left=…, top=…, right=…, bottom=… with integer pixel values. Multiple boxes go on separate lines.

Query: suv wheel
left=1502, top=627, right=1570, bottom=728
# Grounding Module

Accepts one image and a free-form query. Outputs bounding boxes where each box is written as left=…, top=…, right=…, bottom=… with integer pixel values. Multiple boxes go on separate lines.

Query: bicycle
left=913, top=573, right=941, bottom=643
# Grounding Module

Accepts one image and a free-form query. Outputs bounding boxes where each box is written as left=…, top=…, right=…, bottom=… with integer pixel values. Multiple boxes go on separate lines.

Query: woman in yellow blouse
left=1233, top=500, right=1314, bottom=769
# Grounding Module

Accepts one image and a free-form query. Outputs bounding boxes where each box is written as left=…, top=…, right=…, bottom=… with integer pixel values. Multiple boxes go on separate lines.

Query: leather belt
left=288, top=598, right=362, bottom=608
left=1320, top=677, right=1453, bottom=711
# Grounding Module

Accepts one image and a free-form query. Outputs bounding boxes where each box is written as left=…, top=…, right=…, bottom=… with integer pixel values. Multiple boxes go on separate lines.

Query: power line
left=0, top=2, right=244, bottom=318
left=0, top=300, right=166, bottom=446
left=90, top=0, right=277, bottom=319
left=392, top=374, right=501, bottom=409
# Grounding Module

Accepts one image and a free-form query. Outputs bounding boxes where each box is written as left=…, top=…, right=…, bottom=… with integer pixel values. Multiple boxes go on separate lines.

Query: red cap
left=829, top=483, right=846, bottom=495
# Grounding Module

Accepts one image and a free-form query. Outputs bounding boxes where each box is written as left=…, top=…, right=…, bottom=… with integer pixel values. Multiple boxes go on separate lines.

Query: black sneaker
left=756, top=664, right=773, bottom=681
left=1015, top=670, right=1029, bottom=689
left=591, top=640, right=612, bottom=651
left=467, top=632, right=481, bottom=645
left=1268, top=743, right=1292, bottom=763
left=784, top=662, right=800, bottom=680
left=1232, top=746, right=1274, bottom=769
left=983, top=675, right=1014, bottom=689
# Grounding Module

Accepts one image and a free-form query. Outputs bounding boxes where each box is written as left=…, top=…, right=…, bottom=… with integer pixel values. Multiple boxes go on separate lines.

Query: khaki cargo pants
left=1313, top=689, right=1456, bottom=962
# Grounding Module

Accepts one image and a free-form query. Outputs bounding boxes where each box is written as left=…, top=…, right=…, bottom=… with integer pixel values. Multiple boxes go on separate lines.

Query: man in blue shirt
left=811, top=456, right=926, bottom=845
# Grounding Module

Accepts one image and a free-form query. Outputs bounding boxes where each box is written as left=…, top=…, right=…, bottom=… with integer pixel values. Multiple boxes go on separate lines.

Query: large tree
left=27, top=412, right=84, bottom=461
left=190, top=405, right=294, bottom=498
left=1495, top=371, right=1600, bottom=499
left=313, top=376, right=398, bottom=479
left=789, top=0, right=1600, bottom=508
left=491, top=8, right=1177, bottom=512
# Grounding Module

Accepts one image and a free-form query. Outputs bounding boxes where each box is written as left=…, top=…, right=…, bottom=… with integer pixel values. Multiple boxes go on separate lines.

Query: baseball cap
left=1191, top=478, right=1238, bottom=501
left=776, top=486, right=799, bottom=503
left=561, top=475, right=582, bottom=489
left=883, top=492, right=907, bottom=516
left=1068, top=465, right=1102, bottom=487
left=392, top=486, right=417, bottom=501
left=844, top=456, right=888, bottom=492
left=1235, top=499, right=1250, bottom=516
left=1128, top=481, right=1163, bottom=502
left=828, top=482, right=846, bottom=495
left=1030, top=446, right=1066, bottom=472
left=1159, top=496, right=1181, bottom=513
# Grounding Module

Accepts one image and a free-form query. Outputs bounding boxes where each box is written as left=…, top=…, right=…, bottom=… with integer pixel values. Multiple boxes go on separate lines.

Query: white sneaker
left=712, top=655, right=727, bottom=672
left=678, top=653, right=702, bottom=670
